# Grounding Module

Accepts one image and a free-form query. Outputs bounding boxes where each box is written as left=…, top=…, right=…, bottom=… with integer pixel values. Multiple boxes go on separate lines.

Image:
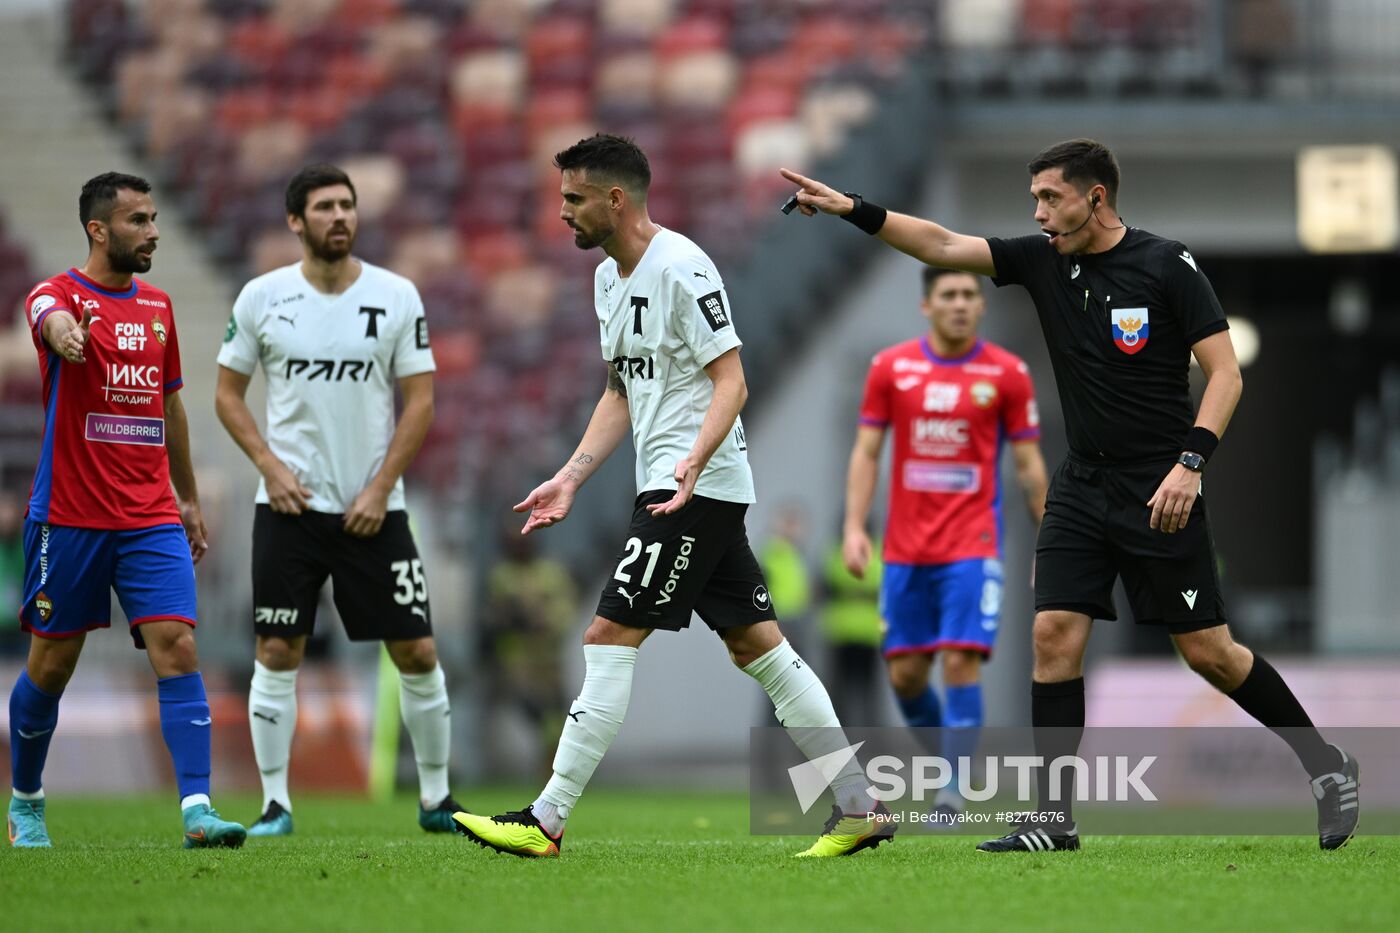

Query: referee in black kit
left=780, top=139, right=1359, bottom=852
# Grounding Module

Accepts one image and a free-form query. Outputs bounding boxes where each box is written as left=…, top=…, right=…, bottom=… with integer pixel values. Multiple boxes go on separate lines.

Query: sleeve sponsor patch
left=223, top=313, right=237, bottom=343
left=29, top=293, right=55, bottom=325
left=415, top=316, right=430, bottom=349
left=697, top=290, right=730, bottom=332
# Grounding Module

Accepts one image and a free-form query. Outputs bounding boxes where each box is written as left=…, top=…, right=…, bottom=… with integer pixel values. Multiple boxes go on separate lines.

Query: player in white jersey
left=451, top=134, right=892, bottom=859
left=215, top=164, right=462, bottom=836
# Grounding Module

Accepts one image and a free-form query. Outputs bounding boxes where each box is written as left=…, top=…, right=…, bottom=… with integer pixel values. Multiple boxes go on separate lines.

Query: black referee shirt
left=987, top=228, right=1229, bottom=464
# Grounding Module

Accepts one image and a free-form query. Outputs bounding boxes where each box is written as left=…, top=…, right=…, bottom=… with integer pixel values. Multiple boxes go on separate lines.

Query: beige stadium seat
left=388, top=228, right=462, bottom=285
left=468, top=0, right=535, bottom=41
left=145, top=88, right=212, bottom=157
left=734, top=119, right=810, bottom=180
left=486, top=265, right=557, bottom=333
left=270, top=0, right=339, bottom=34
left=337, top=155, right=406, bottom=223
left=530, top=120, right=597, bottom=176
left=367, top=15, right=444, bottom=75
left=250, top=228, right=305, bottom=276
left=596, top=51, right=659, bottom=109
left=942, top=0, right=1018, bottom=49
left=237, top=119, right=312, bottom=184
left=799, top=83, right=876, bottom=158
left=600, top=0, right=675, bottom=37
left=658, top=49, right=738, bottom=110
left=115, top=47, right=187, bottom=122
left=451, top=49, right=527, bottom=111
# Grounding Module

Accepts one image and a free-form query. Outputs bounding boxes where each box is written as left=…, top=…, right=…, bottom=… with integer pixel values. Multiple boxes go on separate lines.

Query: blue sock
left=944, top=683, right=984, bottom=794
left=896, top=686, right=943, bottom=756
left=157, top=672, right=212, bottom=805
left=10, top=670, right=61, bottom=795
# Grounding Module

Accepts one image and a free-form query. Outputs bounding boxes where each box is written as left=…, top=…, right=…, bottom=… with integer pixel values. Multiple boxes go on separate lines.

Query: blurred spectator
left=1232, top=0, right=1296, bottom=97
left=758, top=501, right=814, bottom=656
left=480, top=522, right=578, bottom=772
left=820, top=536, right=884, bottom=727
left=0, top=489, right=25, bottom=655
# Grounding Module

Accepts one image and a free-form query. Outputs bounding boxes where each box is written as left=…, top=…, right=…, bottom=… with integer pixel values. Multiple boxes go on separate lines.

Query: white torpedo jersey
left=594, top=228, right=755, bottom=504
left=217, top=261, right=435, bottom=512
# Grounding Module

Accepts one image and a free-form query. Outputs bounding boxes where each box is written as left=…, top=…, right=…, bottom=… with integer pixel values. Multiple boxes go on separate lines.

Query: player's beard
left=571, top=219, right=612, bottom=251
left=108, top=237, right=154, bottom=274
left=307, top=225, right=355, bottom=262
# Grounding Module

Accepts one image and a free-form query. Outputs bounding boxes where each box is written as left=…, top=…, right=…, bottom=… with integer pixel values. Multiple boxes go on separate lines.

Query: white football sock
left=249, top=660, right=298, bottom=813
left=743, top=639, right=873, bottom=815
left=400, top=664, right=452, bottom=807
left=534, top=644, right=637, bottom=835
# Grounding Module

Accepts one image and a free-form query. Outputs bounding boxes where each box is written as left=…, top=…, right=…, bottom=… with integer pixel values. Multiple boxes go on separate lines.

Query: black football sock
left=1227, top=654, right=1342, bottom=778
left=1031, top=677, right=1085, bottom=822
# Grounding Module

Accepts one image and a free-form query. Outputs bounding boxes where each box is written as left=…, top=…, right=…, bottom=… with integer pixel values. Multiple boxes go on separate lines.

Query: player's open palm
left=261, top=456, right=312, bottom=515
left=179, top=499, right=209, bottom=565
left=777, top=168, right=853, bottom=218
left=842, top=528, right=871, bottom=579
left=1147, top=463, right=1199, bottom=534
left=646, top=459, right=698, bottom=516
left=514, top=477, right=575, bottom=534
left=51, top=308, right=93, bottom=364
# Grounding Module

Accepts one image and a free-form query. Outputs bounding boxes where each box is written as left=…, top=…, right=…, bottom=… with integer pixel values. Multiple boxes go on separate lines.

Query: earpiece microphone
left=1059, top=192, right=1101, bottom=238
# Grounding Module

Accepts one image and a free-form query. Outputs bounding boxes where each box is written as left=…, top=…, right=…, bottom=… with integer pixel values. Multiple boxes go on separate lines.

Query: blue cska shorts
left=880, top=558, right=1004, bottom=659
left=18, top=520, right=198, bottom=649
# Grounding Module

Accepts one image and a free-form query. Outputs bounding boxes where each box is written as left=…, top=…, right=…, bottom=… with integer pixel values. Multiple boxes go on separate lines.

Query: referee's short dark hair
left=285, top=163, right=356, bottom=218
left=922, top=266, right=982, bottom=297
left=1028, top=139, right=1121, bottom=208
left=554, top=133, right=651, bottom=201
left=79, top=171, right=151, bottom=243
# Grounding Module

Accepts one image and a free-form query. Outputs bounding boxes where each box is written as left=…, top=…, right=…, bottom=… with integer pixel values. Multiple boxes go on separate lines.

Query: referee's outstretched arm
left=778, top=168, right=995, bottom=276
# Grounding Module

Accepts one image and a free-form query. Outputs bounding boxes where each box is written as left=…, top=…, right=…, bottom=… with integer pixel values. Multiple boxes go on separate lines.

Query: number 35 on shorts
left=391, top=558, right=428, bottom=605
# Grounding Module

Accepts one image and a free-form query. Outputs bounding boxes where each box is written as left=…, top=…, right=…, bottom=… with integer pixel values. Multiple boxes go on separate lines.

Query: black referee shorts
left=594, top=491, right=774, bottom=633
left=1034, top=457, right=1227, bottom=634
left=252, top=505, right=433, bottom=642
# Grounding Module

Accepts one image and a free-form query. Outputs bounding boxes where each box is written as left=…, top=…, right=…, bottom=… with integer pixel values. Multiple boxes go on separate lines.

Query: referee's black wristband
left=840, top=193, right=887, bottom=235
left=1183, top=426, right=1219, bottom=462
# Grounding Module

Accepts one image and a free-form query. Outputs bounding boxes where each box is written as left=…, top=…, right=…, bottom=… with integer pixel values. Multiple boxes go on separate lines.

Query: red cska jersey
left=24, top=268, right=184, bottom=529
left=859, top=337, right=1039, bottom=565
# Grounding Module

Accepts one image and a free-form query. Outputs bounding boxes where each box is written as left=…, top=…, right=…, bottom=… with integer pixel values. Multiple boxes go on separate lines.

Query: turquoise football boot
left=8, top=796, right=51, bottom=848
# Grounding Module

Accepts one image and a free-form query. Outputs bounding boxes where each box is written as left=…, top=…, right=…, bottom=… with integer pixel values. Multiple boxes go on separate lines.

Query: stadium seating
left=0, top=209, right=42, bottom=487
left=63, top=0, right=929, bottom=498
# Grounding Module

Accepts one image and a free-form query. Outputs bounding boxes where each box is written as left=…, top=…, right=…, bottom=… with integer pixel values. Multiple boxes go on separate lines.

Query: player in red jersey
left=7, top=173, right=243, bottom=849
left=843, top=267, right=1048, bottom=816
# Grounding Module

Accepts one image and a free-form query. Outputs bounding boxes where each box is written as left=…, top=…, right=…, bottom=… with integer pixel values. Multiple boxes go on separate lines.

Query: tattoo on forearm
left=607, top=365, right=627, bottom=398
left=562, top=465, right=583, bottom=484
left=572, top=453, right=594, bottom=466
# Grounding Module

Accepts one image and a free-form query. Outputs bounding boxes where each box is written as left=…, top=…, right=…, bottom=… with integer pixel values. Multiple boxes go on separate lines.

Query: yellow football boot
left=452, top=806, right=562, bottom=858
left=794, top=802, right=896, bottom=857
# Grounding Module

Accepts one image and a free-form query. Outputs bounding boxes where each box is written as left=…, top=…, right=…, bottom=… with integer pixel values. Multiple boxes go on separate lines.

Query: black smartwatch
left=1177, top=451, right=1205, bottom=472
left=840, top=192, right=887, bottom=235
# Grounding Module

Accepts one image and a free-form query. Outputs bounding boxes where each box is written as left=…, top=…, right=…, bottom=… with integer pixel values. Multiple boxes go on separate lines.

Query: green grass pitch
left=3, top=789, right=1397, bottom=933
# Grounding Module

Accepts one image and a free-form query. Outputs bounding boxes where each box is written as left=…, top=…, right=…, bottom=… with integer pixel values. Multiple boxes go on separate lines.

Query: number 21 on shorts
left=614, top=537, right=663, bottom=587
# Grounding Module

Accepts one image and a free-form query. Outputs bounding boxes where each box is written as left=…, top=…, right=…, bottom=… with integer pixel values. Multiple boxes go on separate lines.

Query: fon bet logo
left=1111, top=307, right=1149, bottom=355
left=922, top=382, right=961, bottom=413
